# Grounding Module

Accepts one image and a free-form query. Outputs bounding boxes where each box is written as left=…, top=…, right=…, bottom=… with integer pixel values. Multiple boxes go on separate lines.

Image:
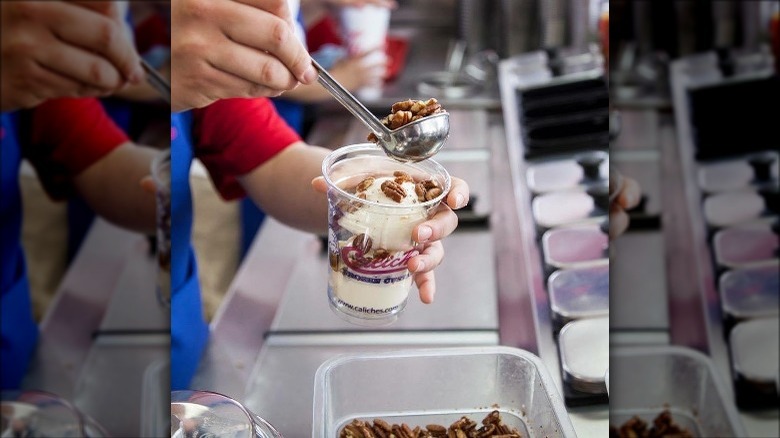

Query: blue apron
left=170, top=112, right=209, bottom=390
left=1, top=112, right=39, bottom=389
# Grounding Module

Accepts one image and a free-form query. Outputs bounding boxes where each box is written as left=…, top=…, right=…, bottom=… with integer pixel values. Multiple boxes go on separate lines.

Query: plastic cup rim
left=322, top=143, right=451, bottom=209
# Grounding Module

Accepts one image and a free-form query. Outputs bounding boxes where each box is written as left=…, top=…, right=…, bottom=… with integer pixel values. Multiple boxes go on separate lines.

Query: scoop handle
left=311, top=59, right=389, bottom=138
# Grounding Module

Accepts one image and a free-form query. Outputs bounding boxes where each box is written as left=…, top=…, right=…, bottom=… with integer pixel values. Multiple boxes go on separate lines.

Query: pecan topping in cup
left=368, top=98, right=447, bottom=143
left=381, top=180, right=406, bottom=203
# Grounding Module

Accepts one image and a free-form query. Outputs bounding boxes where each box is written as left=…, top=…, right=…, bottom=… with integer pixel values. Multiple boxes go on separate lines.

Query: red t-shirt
left=21, top=98, right=129, bottom=200
left=192, top=98, right=301, bottom=200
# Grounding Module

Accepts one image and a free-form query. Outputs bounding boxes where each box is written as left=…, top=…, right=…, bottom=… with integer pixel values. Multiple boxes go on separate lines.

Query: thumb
left=311, top=176, right=328, bottom=194
left=140, top=175, right=157, bottom=195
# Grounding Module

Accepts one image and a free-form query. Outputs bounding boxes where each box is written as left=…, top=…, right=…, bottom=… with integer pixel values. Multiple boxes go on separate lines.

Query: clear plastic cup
left=1, top=390, right=108, bottom=437
left=323, top=144, right=450, bottom=326
left=151, top=149, right=171, bottom=307
left=171, top=391, right=281, bottom=438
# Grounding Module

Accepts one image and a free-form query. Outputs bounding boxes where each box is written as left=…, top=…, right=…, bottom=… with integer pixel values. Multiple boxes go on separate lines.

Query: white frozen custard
left=329, top=172, right=444, bottom=320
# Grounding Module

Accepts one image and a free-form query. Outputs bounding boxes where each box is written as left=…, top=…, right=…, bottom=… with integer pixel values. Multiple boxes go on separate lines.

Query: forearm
left=238, top=142, right=330, bottom=235
left=73, top=142, right=158, bottom=234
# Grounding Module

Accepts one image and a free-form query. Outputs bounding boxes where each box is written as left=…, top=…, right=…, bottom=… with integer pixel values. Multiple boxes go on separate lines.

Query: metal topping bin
left=312, top=346, right=577, bottom=438
left=610, top=345, right=746, bottom=437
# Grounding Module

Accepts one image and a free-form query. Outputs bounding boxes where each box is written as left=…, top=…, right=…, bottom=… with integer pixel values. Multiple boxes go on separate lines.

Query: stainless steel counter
left=192, top=101, right=609, bottom=436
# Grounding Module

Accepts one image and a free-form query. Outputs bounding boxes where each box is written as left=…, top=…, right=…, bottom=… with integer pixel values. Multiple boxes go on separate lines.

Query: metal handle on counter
left=311, top=59, right=388, bottom=138
left=141, top=59, right=170, bottom=104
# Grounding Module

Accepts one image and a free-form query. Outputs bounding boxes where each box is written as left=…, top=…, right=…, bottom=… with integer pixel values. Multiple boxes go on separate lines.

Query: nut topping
left=369, top=98, right=447, bottom=142
left=381, top=180, right=406, bottom=203
left=356, top=176, right=376, bottom=192
left=340, top=410, right=520, bottom=438
left=414, top=178, right=444, bottom=202
left=388, top=111, right=414, bottom=129
left=352, top=233, right=372, bottom=253
left=424, top=187, right=443, bottom=201
left=393, top=171, right=414, bottom=184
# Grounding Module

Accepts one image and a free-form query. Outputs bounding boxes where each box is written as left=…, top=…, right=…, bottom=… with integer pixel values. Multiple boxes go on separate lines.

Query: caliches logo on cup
left=341, top=244, right=418, bottom=276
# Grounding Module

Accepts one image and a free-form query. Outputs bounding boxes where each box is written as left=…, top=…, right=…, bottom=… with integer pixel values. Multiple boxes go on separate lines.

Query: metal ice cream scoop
left=312, top=59, right=450, bottom=162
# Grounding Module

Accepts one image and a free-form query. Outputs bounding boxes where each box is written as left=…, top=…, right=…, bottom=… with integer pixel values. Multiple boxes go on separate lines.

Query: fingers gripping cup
left=151, top=149, right=171, bottom=307
left=323, top=144, right=451, bottom=325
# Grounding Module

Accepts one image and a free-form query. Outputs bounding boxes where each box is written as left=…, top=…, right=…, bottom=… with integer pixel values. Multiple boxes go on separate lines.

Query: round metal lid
left=729, top=317, right=780, bottom=382
left=558, top=317, right=609, bottom=394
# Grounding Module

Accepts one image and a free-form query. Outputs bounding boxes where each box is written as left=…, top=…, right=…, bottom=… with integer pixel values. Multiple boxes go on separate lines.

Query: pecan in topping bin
left=352, top=233, right=372, bottom=253
left=381, top=180, right=406, bottom=203
left=356, top=176, right=375, bottom=192
left=339, top=410, right=521, bottom=438
left=393, top=171, right=414, bottom=184
left=388, top=111, right=414, bottom=129
left=368, top=98, right=447, bottom=143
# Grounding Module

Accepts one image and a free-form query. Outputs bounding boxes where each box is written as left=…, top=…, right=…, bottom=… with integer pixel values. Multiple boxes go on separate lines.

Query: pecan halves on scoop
left=388, top=110, right=414, bottom=129
left=391, top=99, right=416, bottom=112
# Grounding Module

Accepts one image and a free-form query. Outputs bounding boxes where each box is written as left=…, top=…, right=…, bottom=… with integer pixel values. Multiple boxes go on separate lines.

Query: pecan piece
left=329, top=251, right=339, bottom=271
left=391, top=99, right=416, bottom=112
left=417, top=102, right=443, bottom=118
left=388, top=110, right=414, bottom=129
left=424, top=98, right=439, bottom=107
left=482, top=411, right=501, bottom=425
left=342, top=422, right=364, bottom=438
left=424, top=187, right=443, bottom=201
left=415, top=182, right=427, bottom=201
left=410, top=100, right=427, bottom=114
left=356, top=176, right=375, bottom=192
left=422, top=179, right=440, bottom=190
left=393, top=170, right=414, bottom=184
left=360, top=426, right=376, bottom=438
left=373, top=419, right=392, bottom=433
left=352, top=233, right=372, bottom=253
left=381, top=180, right=406, bottom=203
left=370, top=426, right=388, bottom=438
left=367, top=132, right=378, bottom=143
left=372, top=248, right=390, bottom=260
left=426, top=424, right=447, bottom=436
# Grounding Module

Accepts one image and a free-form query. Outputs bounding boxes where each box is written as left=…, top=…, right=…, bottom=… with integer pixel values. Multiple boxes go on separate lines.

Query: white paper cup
left=338, top=5, right=390, bottom=99
left=338, top=5, right=390, bottom=55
